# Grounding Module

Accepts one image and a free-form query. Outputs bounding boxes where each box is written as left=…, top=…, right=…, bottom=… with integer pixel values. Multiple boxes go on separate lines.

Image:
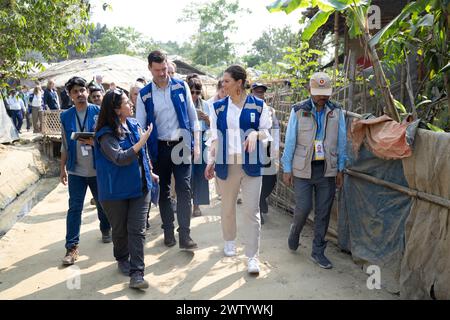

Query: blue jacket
left=213, top=95, right=264, bottom=180
left=44, top=89, right=59, bottom=110
left=140, top=78, right=192, bottom=161
left=60, top=104, right=99, bottom=172
left=94, top=118, right=153, bottom=201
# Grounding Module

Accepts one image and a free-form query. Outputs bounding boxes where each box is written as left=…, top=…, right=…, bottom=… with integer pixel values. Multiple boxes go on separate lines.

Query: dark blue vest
left=139, top=78, right=192, bottom=161
left=94, top=118, right=153, bottom=201
left=60, top=104, right=99, bottom=172
left=214, top=95, right=265, bottom=180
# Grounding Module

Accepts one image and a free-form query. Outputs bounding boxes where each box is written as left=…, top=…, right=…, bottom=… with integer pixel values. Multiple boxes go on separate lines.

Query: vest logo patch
left=302, top=111, right=311, bottom=117
left=141, top=92, right=152, bottom=102
left=171, top=83, right=184, bottom=91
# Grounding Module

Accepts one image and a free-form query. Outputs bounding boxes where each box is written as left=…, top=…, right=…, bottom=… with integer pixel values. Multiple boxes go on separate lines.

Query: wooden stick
left=345, top=169, right=450, bottom=210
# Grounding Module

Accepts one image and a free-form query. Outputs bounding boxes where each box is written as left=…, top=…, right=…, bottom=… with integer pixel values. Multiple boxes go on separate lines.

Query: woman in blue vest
left=95, top=89, right=157, bottom=290
left=204, top=65, right=272, bottom=275
left=187, top=75, right=210, bottom=217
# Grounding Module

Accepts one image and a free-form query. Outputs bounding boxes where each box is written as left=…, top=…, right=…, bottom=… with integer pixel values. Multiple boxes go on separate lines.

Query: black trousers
left=259, top=174, right=277, bottom=213
left=154, top=141, right=192, bottom=237
left=101, top=191, right=150, bottom=275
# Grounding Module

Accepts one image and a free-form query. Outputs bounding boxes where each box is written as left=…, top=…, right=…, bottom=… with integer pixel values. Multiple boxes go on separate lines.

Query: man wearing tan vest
left=281, top=72, right=347, bottom=269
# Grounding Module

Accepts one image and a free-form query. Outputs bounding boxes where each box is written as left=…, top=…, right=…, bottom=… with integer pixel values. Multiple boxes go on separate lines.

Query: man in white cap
left=281, top=72, right=347, bottom=269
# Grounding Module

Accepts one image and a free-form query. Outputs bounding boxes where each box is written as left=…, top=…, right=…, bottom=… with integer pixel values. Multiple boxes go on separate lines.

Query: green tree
left=89, top=26, right=150, bottom=57
left=0, top=0, right=92, bottom=83
left=179, top=0, right=247, bottom=66
left=244, top=26, right=299, bottom=67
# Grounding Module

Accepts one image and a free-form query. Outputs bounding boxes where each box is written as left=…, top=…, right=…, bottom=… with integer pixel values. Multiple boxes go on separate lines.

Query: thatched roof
left=32, top=54, right=149, bottom=90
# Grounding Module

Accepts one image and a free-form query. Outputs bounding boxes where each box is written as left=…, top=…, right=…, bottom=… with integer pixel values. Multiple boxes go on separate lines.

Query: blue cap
left=251, top=82, right=268, bottom=91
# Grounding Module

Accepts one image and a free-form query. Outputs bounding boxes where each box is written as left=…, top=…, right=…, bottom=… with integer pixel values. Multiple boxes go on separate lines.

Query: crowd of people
left=3, top=50, right=347, bottom=290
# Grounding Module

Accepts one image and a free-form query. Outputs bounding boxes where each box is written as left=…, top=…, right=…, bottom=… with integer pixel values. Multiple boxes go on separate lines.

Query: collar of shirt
left=152, top=77, right=170, bottom=92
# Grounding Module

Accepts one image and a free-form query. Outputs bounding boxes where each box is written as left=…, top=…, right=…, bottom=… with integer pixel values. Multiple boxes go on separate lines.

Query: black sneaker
left=129, top=271, right=149, bottom=290
left=179, top=235, right=198, bottom=250
left=101, top=229, right=112, bottom=243
left=310, top=253, right=333, bottom=269
left=163, top=229, right=176, bottom=247
left=287, top=225, right=300, bottom=251
left=117, top=259, right=130, bottom=276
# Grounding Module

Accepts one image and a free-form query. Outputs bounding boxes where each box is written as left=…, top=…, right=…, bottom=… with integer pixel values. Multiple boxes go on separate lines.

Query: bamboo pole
left=345, top=169, right=450, bottom=210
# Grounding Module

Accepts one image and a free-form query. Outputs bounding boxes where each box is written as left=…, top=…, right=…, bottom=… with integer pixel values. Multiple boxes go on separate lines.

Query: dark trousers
left=101, top=191, right=150, bottom=274
left=25, top=109, right=31, bottom=130
left=292, top=162, right=336, bottom=255
left=191, top=135, right=209, bottom=206
left=11, top=110, right=23, bottom=132
left=65, top=174, right=111, bottom=249
left=259, top=174, right=277, bottom=213
left=154, top=142, right=192, bottom=236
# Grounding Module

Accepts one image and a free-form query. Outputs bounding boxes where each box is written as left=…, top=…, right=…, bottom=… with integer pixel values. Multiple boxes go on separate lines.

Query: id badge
left=250, top=112, right=256, bottom=123
left=81, top=145, right=89, bottom=157
left=314, top=140, right=325, bottom=160
left=179, top=93, right=185, bottom=103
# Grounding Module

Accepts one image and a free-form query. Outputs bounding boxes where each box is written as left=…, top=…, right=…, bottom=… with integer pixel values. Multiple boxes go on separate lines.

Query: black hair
left=89, top=86, right=102, bottom=94
left=147, top=50, right=167, bottom=66
left=186, top=73, right=200, bottom=83
left=65, top=76, right=87, bottom=94
left=216, top=78, right=224, bottom=90
left=96, top=89, right=125, bottom=138
left=224, top=65, right=247, bottom=89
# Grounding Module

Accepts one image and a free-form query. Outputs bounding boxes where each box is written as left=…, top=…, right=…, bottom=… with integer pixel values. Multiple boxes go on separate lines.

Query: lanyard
left=75, top=110, right=88, bottom=132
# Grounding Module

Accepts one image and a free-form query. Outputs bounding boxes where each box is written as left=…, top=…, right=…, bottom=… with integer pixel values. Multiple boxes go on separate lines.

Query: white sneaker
left=223, top=241, right=236, bottom=257
left=247, top=257, right=260, bottom=275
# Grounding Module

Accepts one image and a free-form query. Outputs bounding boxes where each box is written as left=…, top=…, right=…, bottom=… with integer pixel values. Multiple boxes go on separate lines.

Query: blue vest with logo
left=60, top=104, right=99, bottom=172
left=94, top=118, right=153, bottom=201
left=139, top=78, right=192, bottom=161
left=214, top=95, right=265, bottom=180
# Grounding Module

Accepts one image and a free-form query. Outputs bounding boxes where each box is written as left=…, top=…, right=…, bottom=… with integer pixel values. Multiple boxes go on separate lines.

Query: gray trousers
left=292, top=162, right=336, bottom=255
left=101, top=191, right=150, bottom=274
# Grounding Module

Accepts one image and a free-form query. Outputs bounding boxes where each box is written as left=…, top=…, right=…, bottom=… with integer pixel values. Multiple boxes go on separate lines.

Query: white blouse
left=207, top=96, right=272, bottom=161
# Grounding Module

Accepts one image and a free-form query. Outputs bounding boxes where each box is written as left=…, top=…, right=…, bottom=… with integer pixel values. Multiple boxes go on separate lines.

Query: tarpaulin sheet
left=338, top=134, right=412, bottom=292
left=400, top=129, right=450, bottom=299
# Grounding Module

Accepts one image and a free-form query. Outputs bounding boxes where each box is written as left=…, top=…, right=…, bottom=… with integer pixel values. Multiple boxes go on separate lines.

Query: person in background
left=60, top=86, right=72, bottom=109
left=59, top=76, right=111, bottom=266
left=6, top=89, right=25, bottom=133
left=108, top=82, right=117, bottom=92
left=19, top=86, right=31, bottom=131
left=89, top=87, right=104, bottom=107
left=90, top=75, right=106, bottom=94
left=281, top=72, right=347, bottom=269
left=29, top=86, right=44, bottom=133
left=129, top=82, right=145, bottom=116
left=168, top=61, right=177, bottom=78
left=205, top=65, right=272, bottom=275
left=187, top=75, right=210, bottom=217
left=43, top=79, right=60, bottom=110
left=136, top=77, right=147, bottom=86
left=250, top=82, right=280, bottom=225
left=95, top=89, right=158, bottom=290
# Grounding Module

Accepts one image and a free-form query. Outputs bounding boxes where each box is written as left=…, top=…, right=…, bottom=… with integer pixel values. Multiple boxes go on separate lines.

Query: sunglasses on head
left=112, top=88, right=124, bottom=106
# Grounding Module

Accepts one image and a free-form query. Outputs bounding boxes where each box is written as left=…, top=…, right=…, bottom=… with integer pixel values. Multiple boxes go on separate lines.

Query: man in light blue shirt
left=281, top=72, right=347, bottom=269
left=136, top=50, right=200, bottom=251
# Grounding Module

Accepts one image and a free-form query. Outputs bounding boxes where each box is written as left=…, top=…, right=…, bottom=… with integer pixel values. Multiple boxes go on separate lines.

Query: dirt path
left=0, top=182, right=397, bottom=300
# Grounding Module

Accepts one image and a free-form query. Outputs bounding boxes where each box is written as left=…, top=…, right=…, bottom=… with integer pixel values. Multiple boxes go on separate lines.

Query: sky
left=90, top=0, right=304, bottom=55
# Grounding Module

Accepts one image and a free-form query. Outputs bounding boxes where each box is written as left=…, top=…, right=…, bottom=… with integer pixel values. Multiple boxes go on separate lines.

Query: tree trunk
left=364, top=31, right=401, bottom=122
left=334, top=11, right=340, bottom=87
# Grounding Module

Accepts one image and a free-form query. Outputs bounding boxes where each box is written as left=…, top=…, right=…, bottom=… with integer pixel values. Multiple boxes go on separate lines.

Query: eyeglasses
left=191, top=90, right=202, bottom=95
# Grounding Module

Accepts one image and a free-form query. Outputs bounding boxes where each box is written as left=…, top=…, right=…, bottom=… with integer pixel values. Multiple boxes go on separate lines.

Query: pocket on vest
left=328, top=150, right=337, bottom=168
left=293, top=145, right=308, bottom=170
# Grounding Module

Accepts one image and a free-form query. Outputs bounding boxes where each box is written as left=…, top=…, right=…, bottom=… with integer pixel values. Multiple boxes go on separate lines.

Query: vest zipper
left=323, top=107, right=331, bottom=175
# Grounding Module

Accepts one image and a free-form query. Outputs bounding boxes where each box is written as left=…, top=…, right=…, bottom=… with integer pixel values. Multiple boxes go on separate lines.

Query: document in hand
left=70, top=132, right=95, bottom=140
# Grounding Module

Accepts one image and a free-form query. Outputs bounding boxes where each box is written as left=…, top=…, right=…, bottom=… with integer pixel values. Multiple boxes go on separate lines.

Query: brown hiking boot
left=62, top=245, right=79, bottom=266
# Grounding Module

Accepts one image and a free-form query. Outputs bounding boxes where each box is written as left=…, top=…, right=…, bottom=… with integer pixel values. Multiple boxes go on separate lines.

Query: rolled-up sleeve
left=99, top=133, right=138, bottom=166
left=258, top=103, right=273, bottom=144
